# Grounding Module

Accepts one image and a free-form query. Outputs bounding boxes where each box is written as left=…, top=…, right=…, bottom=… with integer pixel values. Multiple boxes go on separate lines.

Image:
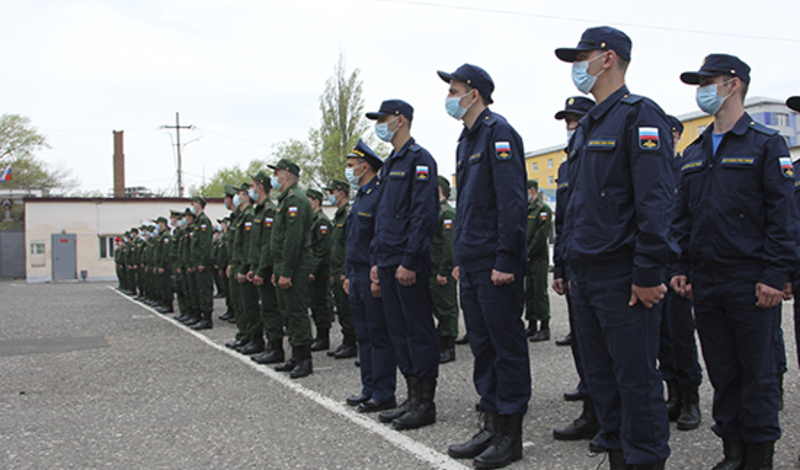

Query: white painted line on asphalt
left=109, top=287, right=471, bottom=470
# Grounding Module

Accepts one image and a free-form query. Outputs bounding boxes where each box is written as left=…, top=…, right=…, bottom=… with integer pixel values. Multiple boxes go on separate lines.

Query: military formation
left=112, top=25, right=800, bottom=470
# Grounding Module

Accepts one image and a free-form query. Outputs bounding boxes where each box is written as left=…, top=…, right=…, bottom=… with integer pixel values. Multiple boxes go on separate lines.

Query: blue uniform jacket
left=371, top=137, right=438, bottom=271
left=564, top=85, right=675, bottom=287
left=346, top=176, right=381, bottom=277
left=552, top=160, right=569, bottom=281
left=793, top=160, right=800, bottom=282
left=454, top=108, right=527, bottom=274
left=671, top=113, right=796, bottom=290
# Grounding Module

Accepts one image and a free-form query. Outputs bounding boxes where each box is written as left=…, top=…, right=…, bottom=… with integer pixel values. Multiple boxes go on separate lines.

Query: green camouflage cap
left=169, top=210, right=183, bottom=218
left=267, top=158, right=301, bottom=176
left=223, top=184, right=238, bottom=197
left=324, top=179, right=350, bottom=195
left=184, top=208, right=194, bottom=217
left=437, top=175, right=451, bottom=198
left=527, top=180, right=538, bottom=189
left=155, top=216, right=168, bottom=224
left=250, top=170, right=272, bottom=189
left=191, top=195, right=207, bottom=207
left=306, top=188, right=323, bottom=202
left=239, top=181, right=251, bottom=192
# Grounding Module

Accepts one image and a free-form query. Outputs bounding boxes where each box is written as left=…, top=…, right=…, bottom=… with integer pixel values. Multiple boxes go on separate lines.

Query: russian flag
left=0, top=164, right=10, bottom=182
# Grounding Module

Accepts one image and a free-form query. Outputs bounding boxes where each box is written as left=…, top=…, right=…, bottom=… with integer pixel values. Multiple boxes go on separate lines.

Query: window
left=776, top=113, right=788, bottom=127
left=99, top=236, right=117, bottom=259
left=30, top=241, right=45, bottom=267
left=548, top=175, right=554, bottom=186
left=547, top=158, right=553, bottom=169
left=30, top=242, right=45, bottom=255
left=532, top=162, right=538, bottom=172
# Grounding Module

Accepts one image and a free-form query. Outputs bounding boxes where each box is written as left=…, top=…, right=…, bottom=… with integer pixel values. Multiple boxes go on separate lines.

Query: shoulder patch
left=265, top=217, right=274, bottom=227
left=416, top=165, right=430, bottom=181
left=495, top=141, right=511, bottom=160
left=319, top=225, right=328, bottom=234
left=443, top=219, right=453, bottom=229
left=638, top=127, right=660, bottom=150
left=288, top=206, right=298, bottom=218
left=779, top=156, right=794, bottom=178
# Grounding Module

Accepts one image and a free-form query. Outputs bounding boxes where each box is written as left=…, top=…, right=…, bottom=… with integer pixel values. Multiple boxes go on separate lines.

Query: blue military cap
left=555, top=96, right=595, bottom=120
left=365, top=100, right=414, bottom=121
left=347, top=138, right=383, bottom=170
left=437, top=64, right=495, bottom=104
left=680, top=54, right=751, bottom=85
left=787, top=96, right=800, bottom=112
left=556, top=26, right=632, bottom=62
left=667, top=115, right=684, bottom=136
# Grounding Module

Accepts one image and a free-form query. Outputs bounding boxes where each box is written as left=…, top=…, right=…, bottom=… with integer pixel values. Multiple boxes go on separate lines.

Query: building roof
left=524, top=143, right=567, bottom=159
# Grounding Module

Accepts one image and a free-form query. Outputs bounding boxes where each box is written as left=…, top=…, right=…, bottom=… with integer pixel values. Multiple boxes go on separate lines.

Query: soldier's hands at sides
left=370, top=266, right=380, bottom=284
left=339, top=274, right=346, bottom=285
left=396, top=265, right=416, bottom=286
left=198, top=265, right=205, bottom=272
left=253, top=275, right=264, bottom=286
left=237, top=273, right=246, bottom=283
left=342, top=278, right=350, bottom=295
left=552, top=278, right=566, bottom=296
left=176, top=268, right=182, bottom=274
left=452, top=267, right=460, bottom=282
left=187, top=267, right=195, bottom=274
left=246, top=271, right=254, bottom=282
left=437, top=275, right=448, bottom=286
left=782, top=282, right=793, bottom=301
left=756, top=282, right=783, bottom=308
left=158, top=268, right=164, bottom=275
left=225, top=265, right=230, bottom=277
left=629, top=283, right=667, bottom=308
left=669, top=275, right=693, bottom=299
left=309, top=273, right=316, bottom=282
left=370, top=282, right=382, bottom=298
left=491, top=269, right=514, bottom=286
left=278, top=276, right=292, bottom=290
left=270, top=273, right=275, bottom=286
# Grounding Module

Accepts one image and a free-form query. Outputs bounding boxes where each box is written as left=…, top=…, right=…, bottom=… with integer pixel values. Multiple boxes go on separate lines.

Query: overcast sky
left=3, top=0, right=799, bottom=195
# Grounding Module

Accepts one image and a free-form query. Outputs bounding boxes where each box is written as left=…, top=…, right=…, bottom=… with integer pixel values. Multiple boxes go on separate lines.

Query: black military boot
left=290, top=345, right=313, bottom=379
left=553, top=398, right=600, bottom=440
left=665, top=379, right=682, bottom=422
left=529, top=320, right=550, bottom=342
left=525, top=321, right=537, bottom=337
left=608, top=449, right=626, bottom=470
left=589, top=432, right=607, bottom=453
left=182, top=310, right=202, bottom=326
left=712, top=439, right=745, bottom=470
left=310, top=328, right=330, bottom=352
left=473, top=413, right=524, bottom=469
left=218, top=308, right=234, bottom=322
left=676, top=387, right=701, bottom=431
left=742, top=441, right=774, bottom=470
left=334, top=335, right=357, bottom=359
left=455, top=333, right=469, bottom=345
left=393, top=379, right=436, bottom=430
left=448, top=409, right=498, bottom=459
left=239, top=336, right=265, bottom=355
left=439, top=336, right=456, bottom=364
left=274, top=355, right=297, bottom=372
left=156, top=302, right=174, bottom=314
left=252, top=340, right=285, bottom=364
left=379, top=375, right=419, bottom=423
left=191, top=311, right=212, bottom=330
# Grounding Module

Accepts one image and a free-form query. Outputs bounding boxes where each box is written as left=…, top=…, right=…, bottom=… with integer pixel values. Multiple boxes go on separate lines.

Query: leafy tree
left=0, top=114, right=48, bottom=162
left=192, top=159, right=268, bottom=198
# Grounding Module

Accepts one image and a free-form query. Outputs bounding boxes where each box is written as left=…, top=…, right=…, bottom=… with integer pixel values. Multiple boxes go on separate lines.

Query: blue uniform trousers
left=795, top=280, right=800, bottom=369
left=570, top=271, right=669, bottom=465
left=350, top=267, right=396, bottom=402
left=460, top=268, right=530, bottom=415
left=693, top=279, right=782, bottom=443
left=378, top=265, right=439, bottom=381
left=659, top=290, right=702, bottom=389
left=566, top=292, right=590, bottom=398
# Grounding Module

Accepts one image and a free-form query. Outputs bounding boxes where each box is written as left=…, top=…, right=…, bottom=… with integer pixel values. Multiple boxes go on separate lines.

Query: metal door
left=0, top=231, right=25, bottom=278
left=51, top=234, right=76, bottom=280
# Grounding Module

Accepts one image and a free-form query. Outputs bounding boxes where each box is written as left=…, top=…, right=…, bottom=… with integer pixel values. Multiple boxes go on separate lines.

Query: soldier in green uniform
left=213, top=222, right=227, bottom=299
left=114, top=236, right=125, bottom=292
left=173, top=210, right=192, bottom=322
left=325, top=179, right=357, bottom=359
left=164, top=210, right=183, bottom=315
left=153, top=217, right=174, bottom=313
left=215, top=218, right=234, bottom=322
left=223, top=184, right=248, bottom=348
left=306, top=188, right=333, bottom=352
left=178, top=210, right=200, bottom=325
left=431, top=176, right=459, bottom=363
left=140, top=226, right=155, bottom=304
left=187, top=197, right=215, bottom=330
left=248, top=172, right=286, bottom=364
left=525, top=180, right=553, bottom=342
left=269, top=158, right=314, bottom=378
left=125, top=229, right=138, bottom=296
left=227, top=184, right=262, bottom=349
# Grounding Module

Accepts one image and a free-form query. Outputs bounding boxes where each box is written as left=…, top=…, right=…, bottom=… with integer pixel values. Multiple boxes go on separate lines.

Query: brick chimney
left=113, top=130, right=125, bottom=198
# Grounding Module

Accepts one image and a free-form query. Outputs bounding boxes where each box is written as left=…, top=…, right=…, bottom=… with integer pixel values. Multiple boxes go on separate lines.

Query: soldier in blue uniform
left=659, top=116, right=702, bottom=432
left=366, top=99, right=440, bottom=431
left=786, top=95, right=800, bottom=466
left=438, top=64, right=529, bottom=470
left=342, top=139, right=398, bottom=413
left=555, top=27, right=674, bottom=469
left=551, top=96, right=602, bottom=449
left=672, top=55, right=796, bottom=470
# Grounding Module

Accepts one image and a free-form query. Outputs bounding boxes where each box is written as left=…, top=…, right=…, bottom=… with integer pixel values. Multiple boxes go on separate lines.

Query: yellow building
left=524, top=144, right=566, bottom=203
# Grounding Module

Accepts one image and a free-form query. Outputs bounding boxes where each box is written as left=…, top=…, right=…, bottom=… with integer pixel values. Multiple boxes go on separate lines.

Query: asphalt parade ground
left=1, top=280, right=798, bottom=469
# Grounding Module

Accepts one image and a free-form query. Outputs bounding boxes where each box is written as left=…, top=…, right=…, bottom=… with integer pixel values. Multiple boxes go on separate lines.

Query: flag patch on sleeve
left=288, top=207, right=298, bottom=218
left=443, top=219, right=453, bottom=229
left=495, top=141, right=511, bottom=160
left=638, top=127, right=660, bottom=150
left=416, top=165, right=429, bottom=180
left=780, top=157, right=794, bottom=178
left=265, top=217, right=274, bottom=227
left=320, top=225, right=328, bottom=234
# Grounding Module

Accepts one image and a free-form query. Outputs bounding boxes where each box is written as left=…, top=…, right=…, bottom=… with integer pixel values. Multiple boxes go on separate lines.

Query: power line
left=370, top=0, right=800, bottom=43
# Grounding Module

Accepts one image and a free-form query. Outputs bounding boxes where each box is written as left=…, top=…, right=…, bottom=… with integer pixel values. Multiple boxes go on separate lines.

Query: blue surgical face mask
left=270, top=175, right=281, bottom=189
left=248, top=188, right=258, bottom=201
left=375, top=117, right=398, bottom=142
left=571, top=52, right=607, bottom=94
left=696, top=80, right=732, bottom=115
left=189, top=205, right=197, bottom=215
left=445, top=91, right=473, bottom=120
left=345, top=163, right=364, bottom=188
left=233, top=194, right=241, bottom=207
left=567, top=129, right=576, bottom=143
left=153, top=226, right=159, bottom=235
left=328, top=194, right=337, bottom=205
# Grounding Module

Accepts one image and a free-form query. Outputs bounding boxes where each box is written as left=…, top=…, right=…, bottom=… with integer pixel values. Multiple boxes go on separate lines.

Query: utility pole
left=160, top=112, right=193, bottom=197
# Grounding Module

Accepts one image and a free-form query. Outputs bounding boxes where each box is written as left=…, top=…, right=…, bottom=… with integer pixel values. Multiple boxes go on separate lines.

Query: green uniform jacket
left=155, top=230, right=172, bottom=270
left=526, top=199, right=552, bottom=260
left=217, top=231, right=229, bottom=272
left=271, top=183, right=313, bottom=279
left=226, top=209, right=241, bottom=269
left=189, top=212, right=214, bottom=269
left=232, top=205, right=255, bottom=276
left=309, top=209, right=331, bottom=278
left=329, top=202, right=348, bottom=279
left=431, top=200, right=456, bottom=278
left=250, top=199, right=276, bottom=279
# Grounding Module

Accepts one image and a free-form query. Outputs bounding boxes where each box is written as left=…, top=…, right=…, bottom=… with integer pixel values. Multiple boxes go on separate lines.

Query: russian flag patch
left=495, top=141, right=511, bottom=160
left=416, top=165, right=429, bottom=181
left=780, top=157, right=794, bottom=178
left=638, top=127, right=660, bottom=150
left=288, top=207, right=298, bottom=218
